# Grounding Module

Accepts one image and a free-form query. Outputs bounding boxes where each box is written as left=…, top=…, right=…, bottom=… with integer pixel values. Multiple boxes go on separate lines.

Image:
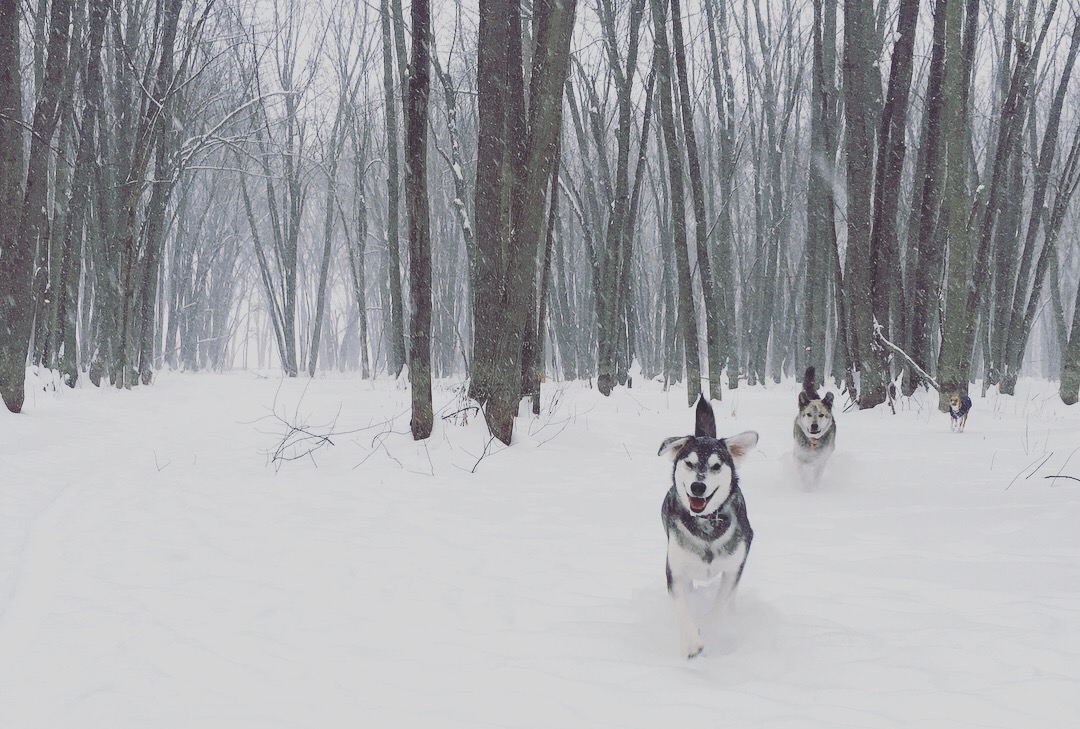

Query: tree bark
left=406, top=0, right=433, bottom=439
left=381, top=0, right=408, bottom=376
left=472, top=0, right=576, bottom=444
left=906, top=0, right=949, bottom=393
left=595, top=0, right=646, bottom=397
left=0, top=0, right=26, bottom=411
left=870, top=0, right=920, bottom=380
left=843, top=0, right=888, bottom=407
left=999, top=12, right=1080, bottom=392
left=804, top=0, right=839, bottom=387
left=651, top=0, right=700, bottom=406
left=671, top=0, right=722, bottom=401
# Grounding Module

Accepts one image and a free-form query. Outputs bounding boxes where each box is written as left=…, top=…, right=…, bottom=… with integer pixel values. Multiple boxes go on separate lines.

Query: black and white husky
left=658, top=396, right=759, bottom=658
left=793, top=366, right=836, bottom=490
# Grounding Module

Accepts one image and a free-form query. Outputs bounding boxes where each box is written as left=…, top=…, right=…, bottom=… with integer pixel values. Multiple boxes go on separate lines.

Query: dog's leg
left=705, top=563, right=745, bottom=626
left=667, top=561, right=702, bottom=658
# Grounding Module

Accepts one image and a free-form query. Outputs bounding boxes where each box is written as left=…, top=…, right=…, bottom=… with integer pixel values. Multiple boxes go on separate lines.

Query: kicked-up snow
left=2, top=370, right=1079, bottom=728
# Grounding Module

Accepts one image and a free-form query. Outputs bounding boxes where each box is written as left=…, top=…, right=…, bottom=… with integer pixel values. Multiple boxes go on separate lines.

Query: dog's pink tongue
left=690, top=496, right=707, bottom=512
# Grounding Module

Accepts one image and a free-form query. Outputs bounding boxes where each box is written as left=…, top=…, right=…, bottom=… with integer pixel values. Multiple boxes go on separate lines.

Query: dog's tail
left=802, top=366, right=816, bottom=394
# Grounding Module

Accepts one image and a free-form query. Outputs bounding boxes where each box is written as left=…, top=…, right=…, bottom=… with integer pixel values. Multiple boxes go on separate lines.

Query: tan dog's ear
left=658, top=436, right=692, bottom=460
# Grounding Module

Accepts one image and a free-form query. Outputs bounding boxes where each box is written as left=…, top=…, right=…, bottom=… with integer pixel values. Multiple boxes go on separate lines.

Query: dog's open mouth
left=689, top=496, right=708, bottom=513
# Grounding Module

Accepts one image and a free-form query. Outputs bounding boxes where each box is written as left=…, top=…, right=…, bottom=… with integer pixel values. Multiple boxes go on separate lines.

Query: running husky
left=658, top=396, right=759, bottom=658
left=793, top=366, right=836, bottom=490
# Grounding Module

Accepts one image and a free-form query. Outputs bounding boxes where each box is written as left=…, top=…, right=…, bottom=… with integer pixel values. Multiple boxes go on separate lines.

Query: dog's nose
left=690, top=481, right=706, bottom=496
left=810, top=423, right=819, bottom=433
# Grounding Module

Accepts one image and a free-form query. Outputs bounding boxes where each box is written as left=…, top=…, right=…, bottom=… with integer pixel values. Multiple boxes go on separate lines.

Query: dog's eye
left=683, top=461, right=695, bottom=469
left=710, top=463, right=722, bottom=472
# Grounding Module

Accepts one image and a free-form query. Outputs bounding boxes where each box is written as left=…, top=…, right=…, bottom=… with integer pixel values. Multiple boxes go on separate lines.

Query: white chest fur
left=667, top=521, right=747, bottom=584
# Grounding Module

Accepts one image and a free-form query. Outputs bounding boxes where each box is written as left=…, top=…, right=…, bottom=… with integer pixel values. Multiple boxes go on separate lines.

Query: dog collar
left=704, top=511, right=730, bottom=530
left=690, top=486, right=736, bottom=526
left=809, top=437, right=818, bottom=448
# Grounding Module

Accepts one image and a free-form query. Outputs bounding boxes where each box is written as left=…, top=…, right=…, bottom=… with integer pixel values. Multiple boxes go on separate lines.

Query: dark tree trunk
left=999, top=13, right=1080, bottom=393
left=347, top=123, right=372, bottom=378
left=381, top=0, right=408, bottom=376
left=596, top=0, right=645, bottom=397
left=1061, top=271, right=1080, bottom=405
left=843, top=0, right=888, bottom=407
left=941, top=0, right=1050, bottom=407
left=804, top=0, right=840, bottom=387
left=703, top=0, right=739, bottom=389
left=111, top=0, right=182, bottom=389
left=308, top=119, right=346, bottom=377
left=671, top=0, right=722, bottom=401
left=472, top=0, right=577, bottom=444
left=870, top=0, right=920, bottom=380
left=906, top=0, right=950, bottom=393
left=406, top=0, right=433, bottom=439
left=0, top=0, right=26, bottom=411
left=651, top=0, right=700, bottom=406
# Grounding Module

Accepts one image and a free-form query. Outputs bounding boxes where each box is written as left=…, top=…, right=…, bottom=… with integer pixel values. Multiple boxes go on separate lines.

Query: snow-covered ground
left=2, top=369, right=1079, bottom=728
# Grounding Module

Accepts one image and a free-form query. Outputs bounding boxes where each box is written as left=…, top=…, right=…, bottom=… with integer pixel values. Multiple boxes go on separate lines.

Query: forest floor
left=2, top=368, right=1080, bottom=728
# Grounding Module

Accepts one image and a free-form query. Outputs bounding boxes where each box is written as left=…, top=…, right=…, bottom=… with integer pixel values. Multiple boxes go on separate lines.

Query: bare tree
left=671, top=0, right=722, bottom=400
left=998, top=12, right=1080, bottom=393
left=380, top=0, right=407, bottom=376
left=651, top=0, right=700, bottom=406
left=905, top=0, right=951, bottom=394
left=406, top=0, right=433, bottom=438
left=870, top=0, right=920, bottom=381
left=0, top=0, right=26, bottom=411
left=471, top=0, right=577, bottom=443
left=843, top=0, right=888, bottom=408
left=595, top=0, right=646, bottom=397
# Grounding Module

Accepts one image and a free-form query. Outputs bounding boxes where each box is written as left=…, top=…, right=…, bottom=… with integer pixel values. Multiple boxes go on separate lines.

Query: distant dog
left=658, top=396, right=759, bottom=658
left=949, top=393, right=972, bottom=432
left=793, top=366, right=836, bottom=490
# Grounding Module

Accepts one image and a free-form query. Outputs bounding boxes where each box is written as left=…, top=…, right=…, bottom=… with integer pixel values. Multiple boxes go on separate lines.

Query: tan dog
left=793, top=367, right=836, bottom=490
left=949, top=394, right=972, bottom=432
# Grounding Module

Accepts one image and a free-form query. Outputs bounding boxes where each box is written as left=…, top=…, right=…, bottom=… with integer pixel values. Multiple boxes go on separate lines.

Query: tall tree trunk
left=671, top=0, right=722, bottom=401
left=702, top=0, right=739, bottom=389
left=472, top=0, right=577, bottom=444
left=999, top=13, right=1080, bottom=393
left=596, top=0, right=645, bottom=397
left=843, top=0, right=888, bottom=407
left=936, top=0, right=980, bottom=406
left=308, top=121, right=346, bottom=377
left=906, top=0, right=950, bottom=393
left=651, top=0, right=700, bottom=406
left=0, top=0, right=26, bottom=411
left=870, top=0, right=920, bottom=380
left=406, top=0, right=433, bottom=439
left=941, top=0, right=1050, bottom=406
left=111, top=0, right=182, bottom=388
left=1061, top=271, right=1080, bottom=405
left=347, top=123, right=372, bottom=378
left=381, top=0, right=407, bottom=376
left=804, top=0, right=839, bottom=386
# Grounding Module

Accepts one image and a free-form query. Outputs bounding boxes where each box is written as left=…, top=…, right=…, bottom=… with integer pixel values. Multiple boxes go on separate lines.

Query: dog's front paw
left=683, top=637, right=703, bottom=659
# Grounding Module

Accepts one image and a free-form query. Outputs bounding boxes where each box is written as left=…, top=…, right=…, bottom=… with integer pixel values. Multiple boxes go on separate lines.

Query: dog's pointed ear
left=798, top=391, right=811, bottom=409
left=822, top=392, right=834, bottom=410
left=658, top=435, right=692, bottom=460
left=723, top=431, right=759, bottom=464
left=694, top=395, right=717, bottom=438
